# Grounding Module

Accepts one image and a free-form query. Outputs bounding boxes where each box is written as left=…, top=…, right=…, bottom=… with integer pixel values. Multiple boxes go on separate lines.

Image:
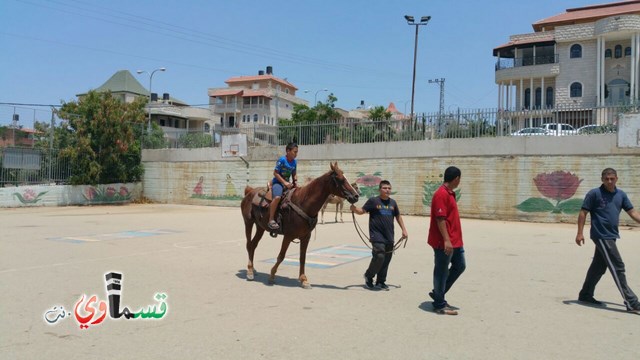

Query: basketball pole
left=239, top=156, right=249, bottom=187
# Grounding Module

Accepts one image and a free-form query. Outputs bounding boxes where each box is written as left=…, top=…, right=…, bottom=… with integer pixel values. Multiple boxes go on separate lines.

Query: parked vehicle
left=576, top=124, right=617, bottom=134
left=511, top=127, right=549, bottom=136
left=541, top=123, right=576, bottom=136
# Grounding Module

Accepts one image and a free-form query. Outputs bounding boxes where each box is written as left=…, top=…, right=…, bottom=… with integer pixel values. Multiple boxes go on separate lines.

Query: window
left=285, top=88, right=290, bottom=94
left=204, top=124, right=210, bottom=132
left=535, top=87, right=542, bottom=109
left=625, top=47, right=632, bottom=56
left=253, top=114, right=258, bottom=122
left=570, top=44, right=582, bottom=58
left=615, top=45, right=622, bottom=58
left=570, top=82, right=582, bottom=97
left=524, top=88, right=531, bottom=109
left=605, top=49, right=612, bottom=58
left=545, top=87, right=554, bottom=108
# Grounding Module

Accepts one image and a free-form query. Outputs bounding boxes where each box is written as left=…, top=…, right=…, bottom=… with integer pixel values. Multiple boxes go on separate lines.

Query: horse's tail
left=244, top=186, right=254, bottom=196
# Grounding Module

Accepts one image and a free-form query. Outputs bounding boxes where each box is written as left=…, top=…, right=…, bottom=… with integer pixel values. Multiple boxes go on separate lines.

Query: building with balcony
left=493, top=0, right=640, bottom=129
left=78, top=70, right=212, bottom=145
left=208, top=66, right=308, bottom=130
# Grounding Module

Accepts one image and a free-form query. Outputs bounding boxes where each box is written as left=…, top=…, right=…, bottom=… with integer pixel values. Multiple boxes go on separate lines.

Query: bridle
left=331, top=171, right=356, bottom=199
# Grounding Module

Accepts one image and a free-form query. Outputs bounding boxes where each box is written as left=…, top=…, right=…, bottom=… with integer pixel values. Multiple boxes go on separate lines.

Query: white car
left=511, top=127, right=549, bottom=136
left=540, top=123, right=576, bottom=136
left=576, top=124, right=617, bottom=134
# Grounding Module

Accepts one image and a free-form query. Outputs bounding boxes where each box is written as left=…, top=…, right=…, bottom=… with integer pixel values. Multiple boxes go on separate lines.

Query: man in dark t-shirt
left=576, top=168, right=640, bottom=313
left=351, top=180, right=408, bottom=291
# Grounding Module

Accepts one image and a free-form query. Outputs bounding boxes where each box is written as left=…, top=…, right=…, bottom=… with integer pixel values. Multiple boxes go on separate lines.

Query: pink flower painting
left=517, top=170, right=583, bottom=214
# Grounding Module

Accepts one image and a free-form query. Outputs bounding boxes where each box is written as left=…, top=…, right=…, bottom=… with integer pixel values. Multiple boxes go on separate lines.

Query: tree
left=278, top=93, right=341, bottom=145
left=57, top=90, right=148, bottom=185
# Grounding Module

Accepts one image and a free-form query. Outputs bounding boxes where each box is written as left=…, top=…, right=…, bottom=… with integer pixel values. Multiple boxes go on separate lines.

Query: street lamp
left=136, top=67, right=166, bottom=131
left=404, top=15, right=431, bottom=123
left=314, top=88, right=329, bottom=106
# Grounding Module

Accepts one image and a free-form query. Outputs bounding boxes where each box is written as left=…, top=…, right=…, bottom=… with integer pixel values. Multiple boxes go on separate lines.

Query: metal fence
left=228, top=105, right=629, bottom=146
left=0, top=147, right=71, bottom=187
left=143, top=104, right=633, bottom=149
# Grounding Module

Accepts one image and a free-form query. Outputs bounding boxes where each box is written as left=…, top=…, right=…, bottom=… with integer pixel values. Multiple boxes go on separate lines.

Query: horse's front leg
left=298, top=235, right=312, bottom=289
left=338, top=201, right=343, bottom=223
left=269, top=236, right=292, bottom=284
left=246, top=224, right=265, bottom=281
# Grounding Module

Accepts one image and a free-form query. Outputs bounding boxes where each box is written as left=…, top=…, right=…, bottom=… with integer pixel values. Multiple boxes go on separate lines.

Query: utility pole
left=429, top=78, right=445, bottom=135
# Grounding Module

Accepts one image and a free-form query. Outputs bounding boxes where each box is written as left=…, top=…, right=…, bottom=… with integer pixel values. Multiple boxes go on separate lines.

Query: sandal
left=268, top=220, right=279, bottom=230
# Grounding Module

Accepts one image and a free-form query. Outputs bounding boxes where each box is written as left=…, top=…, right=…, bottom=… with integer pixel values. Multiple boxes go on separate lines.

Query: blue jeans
left=272, top=183, right=284, bottom=197
left=432, top=247, right=466, bottom=309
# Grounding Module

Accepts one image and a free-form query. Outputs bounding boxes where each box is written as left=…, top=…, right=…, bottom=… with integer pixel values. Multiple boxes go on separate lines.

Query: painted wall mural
left=516, top=170, right=583, bottom=214
left=355, top=171, right=398, bottom=199
left=83, top=185, right=132, bottom=203
left=13, top=188, right=48, bottom=204
left=422, top=174, right=461, bottom=208
left=191, top=174, right=242, bottom=201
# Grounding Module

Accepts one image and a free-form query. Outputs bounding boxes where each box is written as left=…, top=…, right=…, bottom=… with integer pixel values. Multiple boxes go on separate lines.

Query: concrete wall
left=141, top=134, right=640, bottom=225
left=0, top=183, right=142, bottom=208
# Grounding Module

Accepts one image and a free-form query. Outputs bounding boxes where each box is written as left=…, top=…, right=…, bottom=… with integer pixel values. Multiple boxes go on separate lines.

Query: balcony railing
left=496, top=54, right=559, bottom=70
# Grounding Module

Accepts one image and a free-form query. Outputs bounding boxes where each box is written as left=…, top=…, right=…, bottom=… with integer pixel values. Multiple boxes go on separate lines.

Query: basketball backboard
left=221, top=134, right=248, bottom=157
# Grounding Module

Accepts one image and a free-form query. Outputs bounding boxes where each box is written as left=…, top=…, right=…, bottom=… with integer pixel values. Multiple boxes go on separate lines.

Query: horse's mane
left=294, top=169, right=334, bottom=204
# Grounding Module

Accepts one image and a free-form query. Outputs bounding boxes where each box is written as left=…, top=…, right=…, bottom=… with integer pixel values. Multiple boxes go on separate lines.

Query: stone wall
left=141, top=134, right=640, bottom=225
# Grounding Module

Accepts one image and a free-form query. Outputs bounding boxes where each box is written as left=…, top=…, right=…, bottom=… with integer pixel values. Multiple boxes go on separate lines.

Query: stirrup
left=268, top=220, right=280, bottom=230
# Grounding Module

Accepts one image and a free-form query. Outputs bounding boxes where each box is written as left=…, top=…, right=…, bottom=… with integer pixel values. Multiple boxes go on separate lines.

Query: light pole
left=404, top=15, right=431, bottom=125
left=314, top=88, right=329, bottom=106
left=136, top=67, right=166, bottom=131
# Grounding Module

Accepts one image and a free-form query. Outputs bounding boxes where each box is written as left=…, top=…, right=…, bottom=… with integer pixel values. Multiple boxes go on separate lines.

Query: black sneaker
left=627, top=304, right=640, bottom=313
left=429, top=291, right=458, bottom=309
left=364, top=275, right=375, bottom=290
left=376, top=282, right=389, bottom=291
left=578, top=295, right=603, bottom=306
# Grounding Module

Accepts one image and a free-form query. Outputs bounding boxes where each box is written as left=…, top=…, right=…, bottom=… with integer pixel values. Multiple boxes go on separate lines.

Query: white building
left=494, top=0, right=640, bottom=128
left=208, top=66, right=308, bottom=129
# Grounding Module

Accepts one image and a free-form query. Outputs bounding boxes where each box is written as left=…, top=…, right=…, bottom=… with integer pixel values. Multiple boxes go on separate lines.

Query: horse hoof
left=268, top=277, right=275, bottom=285
left=301, top=282, right=312, bottom=289
left=247, top=273, right=254, bottom=281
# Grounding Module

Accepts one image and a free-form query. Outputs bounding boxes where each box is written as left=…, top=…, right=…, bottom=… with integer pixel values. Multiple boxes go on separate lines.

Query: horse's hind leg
left=269, top=236, right=292, bottom=284
left=321, top=203, right=327, bottom=224
left=298, top=234, right=312, bottom=289
left=246, top=222, right=265, bottom=281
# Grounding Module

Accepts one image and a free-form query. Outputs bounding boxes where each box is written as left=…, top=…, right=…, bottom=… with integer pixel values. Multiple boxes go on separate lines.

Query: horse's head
left=329, top=162, right=359, bottom=204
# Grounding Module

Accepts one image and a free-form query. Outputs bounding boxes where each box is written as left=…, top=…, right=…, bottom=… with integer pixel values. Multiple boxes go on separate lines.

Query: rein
left=351, top=211, right=408, bottom=253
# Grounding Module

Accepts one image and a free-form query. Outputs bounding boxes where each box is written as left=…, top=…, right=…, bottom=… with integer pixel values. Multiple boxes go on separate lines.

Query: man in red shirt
left=427, top=166, right=465, bottom=315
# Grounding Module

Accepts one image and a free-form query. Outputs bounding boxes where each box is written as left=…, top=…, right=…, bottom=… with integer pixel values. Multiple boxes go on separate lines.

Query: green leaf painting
left=13, top=189, right=48, bottom=204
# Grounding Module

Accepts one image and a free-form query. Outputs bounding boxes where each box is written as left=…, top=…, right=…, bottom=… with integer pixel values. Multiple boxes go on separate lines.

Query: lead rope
left=351, top=211, right=408, bottom=253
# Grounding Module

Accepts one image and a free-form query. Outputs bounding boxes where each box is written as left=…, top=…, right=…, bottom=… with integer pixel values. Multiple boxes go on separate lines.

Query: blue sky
left=0, top=0, right=589, bottom=127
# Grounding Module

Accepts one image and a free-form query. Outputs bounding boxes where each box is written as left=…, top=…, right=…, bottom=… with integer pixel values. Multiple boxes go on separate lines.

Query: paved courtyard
left=1, top=204, right=639, bottom=359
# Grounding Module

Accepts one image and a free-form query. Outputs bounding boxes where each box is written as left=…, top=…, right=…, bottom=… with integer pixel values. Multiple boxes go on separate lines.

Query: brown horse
left=320, top=182, right=360, bottom=224
left=240, top=162, right=359, bottom=288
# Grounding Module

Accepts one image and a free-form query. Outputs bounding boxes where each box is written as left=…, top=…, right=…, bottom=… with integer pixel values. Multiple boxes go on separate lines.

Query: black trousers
left=580, top=238, right=639, bottom=309
left=365, top=242, right=393, bottom=283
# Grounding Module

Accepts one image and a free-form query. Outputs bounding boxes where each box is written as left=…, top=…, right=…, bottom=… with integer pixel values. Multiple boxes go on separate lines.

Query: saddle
left=251, top=182, right=294, bottom=209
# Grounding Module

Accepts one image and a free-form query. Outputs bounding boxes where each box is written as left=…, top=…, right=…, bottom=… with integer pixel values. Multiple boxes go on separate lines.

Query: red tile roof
left=533, top=1, right=640, bottom=31
left=387, top=102, right=401, bottom=114
left=210, top=89, right=243, bottom=97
